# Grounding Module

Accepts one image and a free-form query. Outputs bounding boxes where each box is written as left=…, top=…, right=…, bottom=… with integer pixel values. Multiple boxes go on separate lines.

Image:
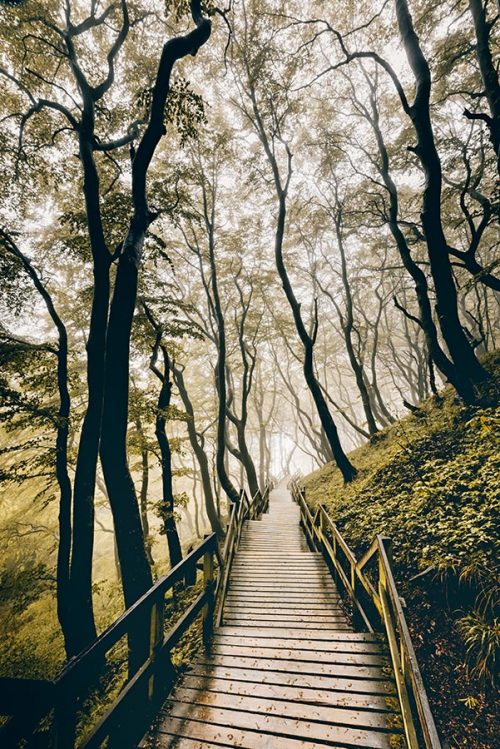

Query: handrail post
left=351, top=553, right=361, bottom=629
left=331, top=531, right=338, bottom=586
left=378, top=536, right=392, bottom=596
left=318, top=506, right=325, bottom=553
left=148, top=594, right=165, bottom=703
left=54, top=682, right=77, bottom=749
left=202, top=545, right=215, bottom=650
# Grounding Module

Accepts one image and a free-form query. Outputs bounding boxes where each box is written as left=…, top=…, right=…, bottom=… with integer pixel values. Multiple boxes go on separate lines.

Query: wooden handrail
left=215, top=484, right=270, bottom=626
left=290, top=480, right=441, bottom=749
left=0, top=532, right=219, bottom=749
left=0, top=483, right=272, bottom=748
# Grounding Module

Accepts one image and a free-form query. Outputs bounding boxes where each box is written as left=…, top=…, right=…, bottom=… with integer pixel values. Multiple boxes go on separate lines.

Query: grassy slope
left=302, top=355, right=499, bottom=749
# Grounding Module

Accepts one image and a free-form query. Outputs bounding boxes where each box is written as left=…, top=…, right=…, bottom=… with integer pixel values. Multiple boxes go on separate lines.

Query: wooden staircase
left=0, top=480, right=440, bottom=749
left=143, top=483, right=404, bottom=748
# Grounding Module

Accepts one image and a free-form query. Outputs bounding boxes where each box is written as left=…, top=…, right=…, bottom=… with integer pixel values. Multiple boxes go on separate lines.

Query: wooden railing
left=215, top=484, right=271, bottom=626
left=0, top=533, right=220, bottom=749
left=0, top=483, right=272, bottom=749
left=290, top=480, right=441, bottom=749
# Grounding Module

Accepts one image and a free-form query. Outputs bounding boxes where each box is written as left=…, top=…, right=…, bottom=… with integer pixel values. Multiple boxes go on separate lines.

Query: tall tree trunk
left=172, top=364, right=224, bottom=537
left=1, top=231, right=74, bottom=656
left=395, top=0, right=489, bottom=401
left=467, top=0, right=500, bottom=172
left=245, top=81, right=356, bottom=480
left=69, top=131, right=111, bottom=655
left=327, top=201, right=379, bottom=435
left=364, top=67, right=487, bottom=404
left=136, top=415, right=154, bottom=567
left=100, top=3, right=211, bottom=670
left=100, top=248, right=153, bottom=611
left=154, top=354, right=183, bottom=571
left=142, top=306, right=184, bottom=569
left=206, top=227, right=241, bottom=505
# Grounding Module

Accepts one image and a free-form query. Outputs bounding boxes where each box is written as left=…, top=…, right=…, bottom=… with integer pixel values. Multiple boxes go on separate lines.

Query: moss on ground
left=302, top=353, right=500, bottom=749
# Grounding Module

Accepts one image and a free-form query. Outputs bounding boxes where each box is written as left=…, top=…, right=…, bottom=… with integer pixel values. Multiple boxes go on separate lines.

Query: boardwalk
left=143, top=483, right=404, bottom=748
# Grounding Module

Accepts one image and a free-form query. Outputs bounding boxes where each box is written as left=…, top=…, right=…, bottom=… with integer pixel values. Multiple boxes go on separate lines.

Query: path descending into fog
left=142, top=482, right=403, bottom=748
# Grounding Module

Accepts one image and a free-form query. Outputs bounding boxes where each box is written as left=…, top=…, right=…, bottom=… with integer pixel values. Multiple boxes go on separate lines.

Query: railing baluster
left=54, top=682, right=77, bottom=749
left=148, top=595, right=165, bottom=702
left=288, top=479, right=441, bottom=749
left=202, top=545, right=215, bottom=650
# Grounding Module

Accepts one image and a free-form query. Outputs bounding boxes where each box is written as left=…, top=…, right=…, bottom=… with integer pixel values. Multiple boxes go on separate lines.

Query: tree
left=232, top=1, right=357, bottom=481
left=143, top=305, right=183, bottom=571
left=465, top=0, right=500, bottom=173
left=0, top=228, right=72, bottom=652
left=0, top=0, right=213, bottom=658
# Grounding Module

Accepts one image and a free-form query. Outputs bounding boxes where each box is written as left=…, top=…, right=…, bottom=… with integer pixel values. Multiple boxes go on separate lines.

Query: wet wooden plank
left=161, top=702, right=399, bottom=748
left=223, top=601, right=345, bottom=610
left=224, top=610, right=346, bottom=629
left=153, top=717, right=346, bottom=748
left=171, top=686, right=397, bottom=730
left=140, top=736, right=231, bottom=749
left=227, top=584, right=339, bottom=593
left=198, top=654, right=390, bottom=681
left=232, top=546, right=323, bottom=562
left=189, top=663, right=396, bottom=695
left=181, top=674, right=395, bottom=711
left=223, top=610, right=348, bottom=620
left=209, top=644, right=386, bottom=666
left=224, top=593, right=341, bottom=602
left=213, top=634, right=385, bottom=654
left=218, top=626, right=382, bottom=641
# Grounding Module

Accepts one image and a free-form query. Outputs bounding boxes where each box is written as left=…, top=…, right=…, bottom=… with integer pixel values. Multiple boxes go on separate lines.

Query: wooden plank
left=222, top=613, right=349, bottom=623
left=172, top=686, right=396, bottom=730
left=230, top=568, right=331, bottom=574
left=213, top=635, right=385, bottom=654
left=224, top=600, right=344, bottom=611
left=222, top=622, right=353, bottom=632
left=198, top=655, right=391, bottom=681
left=181, top=674, right=394, bottom=711
left=233, top=548, right=323, bottom=561
left=228, top=575, right=334, bottom=582
left=209, top=644, right=386, bottom=667
left=223, top=604, right=346, bottom=613
left=231, top=566, right=326, bottom=572
left=224, top=603, right=346, bottom=613
left=225, top=591, right=341, bottom=599
left=154, top=716, right=346, bottom=748
left=223, top=614, right=351, bottom=623
left=218, top=626, right=382, bottom=641
left=140, top=736, right=233, bottom=749
left=190, top=663, right=396, bottom=695
left=226, top=591, right=343, bottom=610
left=232, top=559, right=325, bottom=565
left=227, top=584, right=339, bottom=592
left=162, top=701, right=399, bottom=748
left=226, top=590, right=340, bottom=598
left=224, top=598, right=342, bottom=608
left=228, top=581, right=338, bottom=587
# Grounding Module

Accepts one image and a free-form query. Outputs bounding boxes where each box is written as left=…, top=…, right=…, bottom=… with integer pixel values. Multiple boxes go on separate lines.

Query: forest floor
left=302, top=353, right=499, bottom=749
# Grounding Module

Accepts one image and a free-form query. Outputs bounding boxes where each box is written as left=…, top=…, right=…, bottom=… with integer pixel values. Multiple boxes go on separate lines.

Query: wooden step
left=190, top=662, right=396, bottom=695
left=171, top=686, right=398, bottom=730
left=181, top=674, right=394, bottom=711
left=209, top=644, right=387, bottom=667
left=142, top=484, right=401, bottom=749
left=159, top=701, right=400, bottom=748
left=213, top=634, right=385, bottom=654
